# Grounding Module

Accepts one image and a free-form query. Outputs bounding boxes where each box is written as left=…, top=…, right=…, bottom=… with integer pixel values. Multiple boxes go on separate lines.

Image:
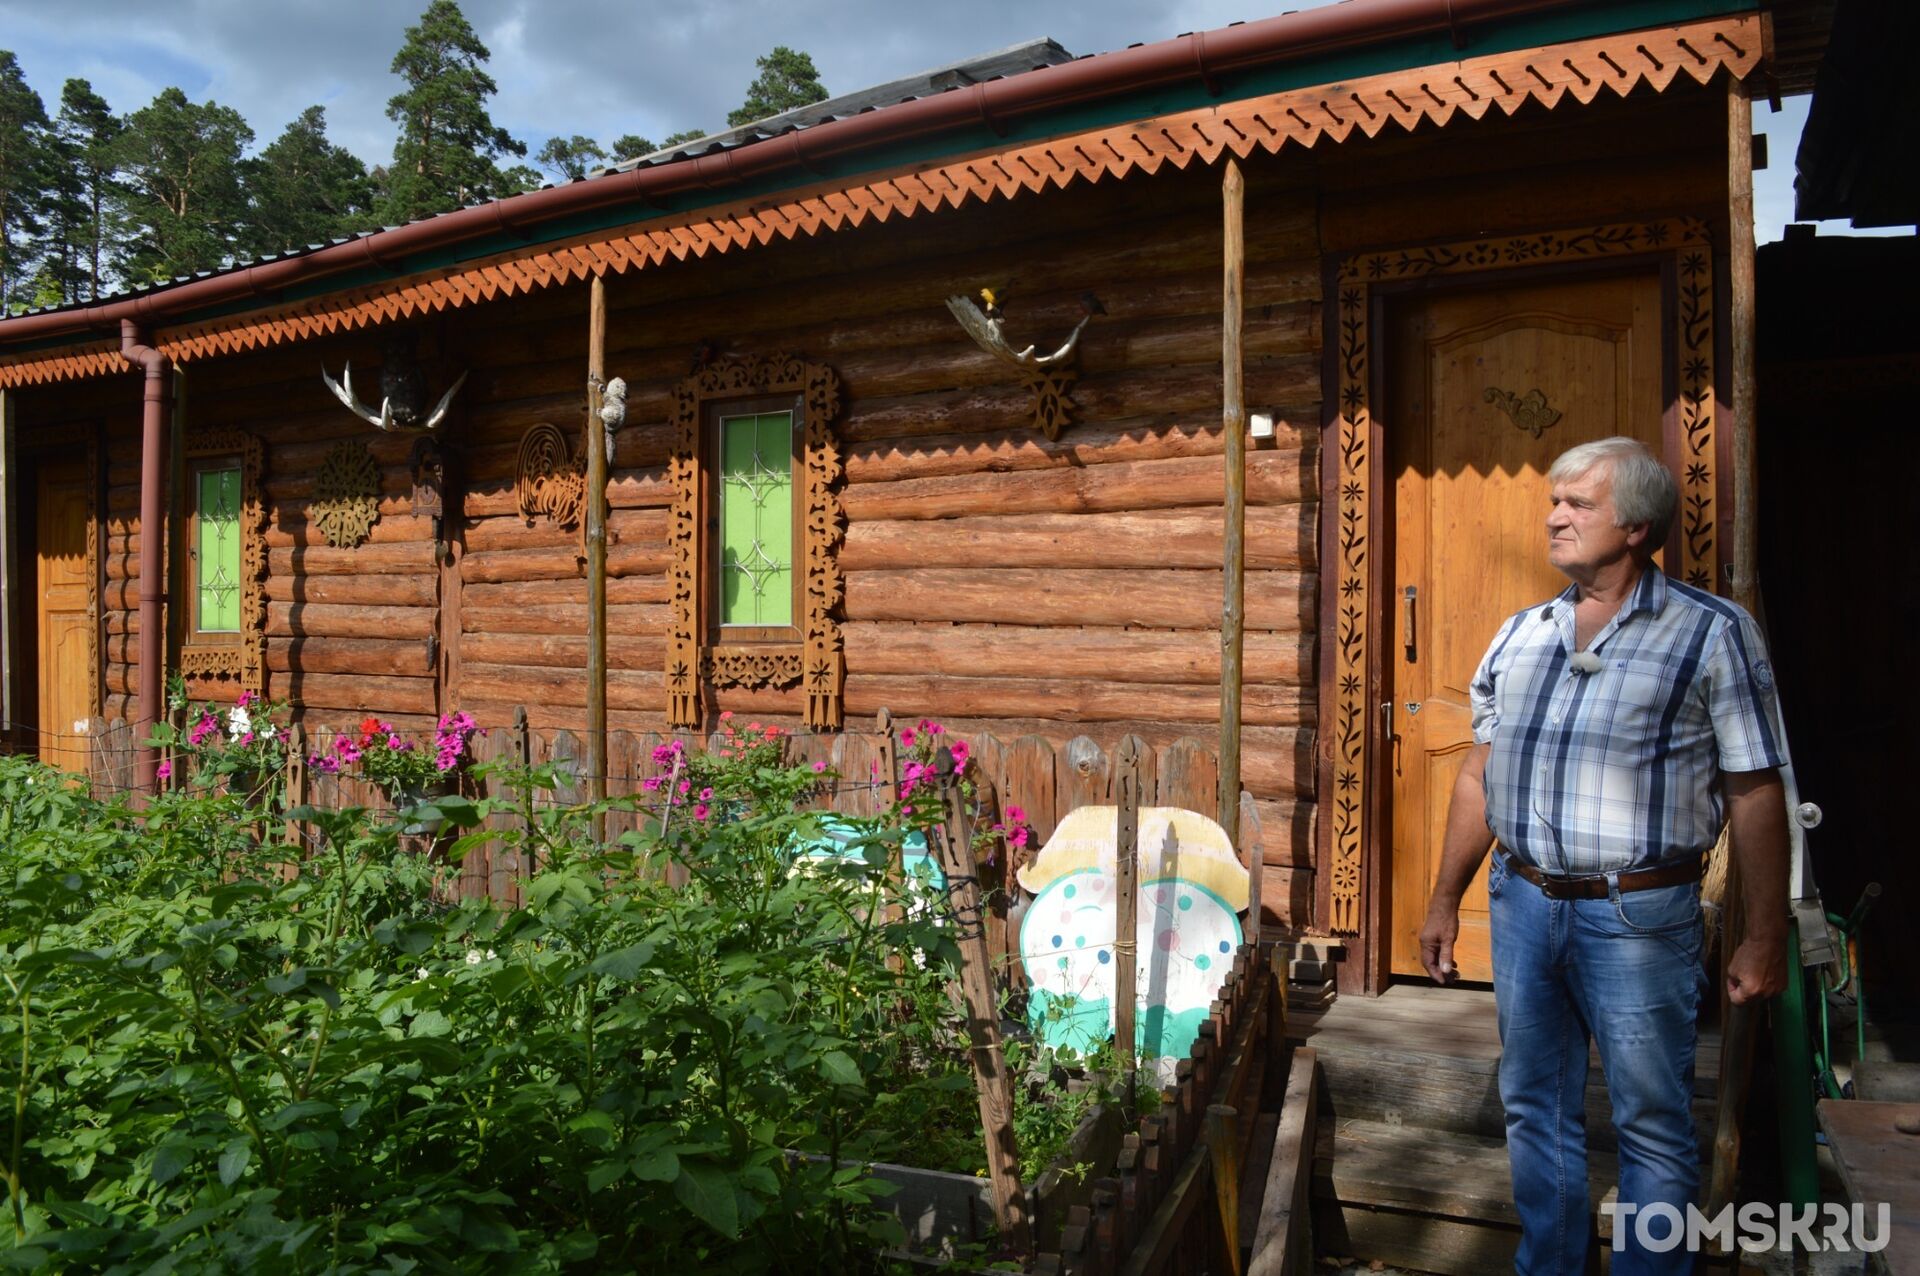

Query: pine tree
left=609, top=133, right=655, bottom=162
left=726, top=47, right=828, bottom=128
left=113, top=87, right=253, bottom=284
left=535, top=134, right=607, bottom=182
left=0, top=51, right=52, bottom=313
left=244, top=105, right=375, bottom=257
left=383, top=0, right=526, bottom=222
left=53, top=79, right=124, bottom=303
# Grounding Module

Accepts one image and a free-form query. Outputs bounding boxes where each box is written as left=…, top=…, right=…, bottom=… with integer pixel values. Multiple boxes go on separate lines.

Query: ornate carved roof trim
left=0, top=13, right=1762, bottom=390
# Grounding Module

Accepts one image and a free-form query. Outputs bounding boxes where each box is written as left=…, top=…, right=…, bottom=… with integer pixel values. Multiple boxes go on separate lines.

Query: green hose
left=1771, top=916, right=1820, bottom=1207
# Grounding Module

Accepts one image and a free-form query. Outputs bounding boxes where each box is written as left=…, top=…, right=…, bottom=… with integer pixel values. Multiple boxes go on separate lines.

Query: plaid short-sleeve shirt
left=1469, top=568, right=1788, bottom=875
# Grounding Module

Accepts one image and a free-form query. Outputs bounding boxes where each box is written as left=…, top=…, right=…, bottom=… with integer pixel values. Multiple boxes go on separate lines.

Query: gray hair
left=1548, top=437, right=1677, bottom=545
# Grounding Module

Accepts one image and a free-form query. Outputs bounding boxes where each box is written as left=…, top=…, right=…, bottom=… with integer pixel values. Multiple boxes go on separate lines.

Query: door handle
left=1381, top=699, right=1395, bottom=741
left=1403, top=585, right=1418, bottom=662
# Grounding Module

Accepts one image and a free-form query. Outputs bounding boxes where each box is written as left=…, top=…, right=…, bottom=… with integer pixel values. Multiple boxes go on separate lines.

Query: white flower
left=415, top=968, right=430, bottom=981
left=485, top=949, right=497, bottom=960
left=464, top=949, right=483, bottom=965
left=259, top=723, right=277, bottom=741
left=227, top=706, right=253, bottom=740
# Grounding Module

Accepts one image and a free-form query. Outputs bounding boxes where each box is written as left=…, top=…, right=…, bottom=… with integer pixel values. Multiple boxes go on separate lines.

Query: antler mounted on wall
left=321, top=332, right=468, bottom=432
left=945, top=290, right=1103, bottom=441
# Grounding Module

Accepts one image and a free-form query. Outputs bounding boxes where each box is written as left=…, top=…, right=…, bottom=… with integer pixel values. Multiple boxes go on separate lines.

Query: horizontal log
left=267, top=636, right=432, bottom=677
left=457, top=663, right=662, bottom=711
left=263, top=573, right=436, bottom=608
left=458, top=541, right=666, bottom=585
left=842, top=622, right=1310, bottom=685
left=462, top=425, right=673, bottom=486
left=840, top=507, right=1316, bottom=572
left=1251, top=799, right=1314, bottom=870
left=459, top=576, right=667, bottom=609
left=459, top=632, right=664, bottom=670
left=840, top=451, right=1308, bottom=523
left=267, top=602, right=437, bottom=639
left=463, top=507, right=664, bottom=552
left=844, top=416, right=1314, bottom=486
left=265, top=514, right=435, bottom=549
left=266, top=466, right=407, bottom=507
left=268, top=541, right=437, bottom=577
left=460, top=603, right=669, bottom=636
left=462, top=464, right=674, bottom=518
left=842, top=674, right=1310, bottom=726
left=283, top=673, right=437, bottom=716
left=840, top=366, right=1319, bottom=447
left=843, top=568, right=1314, bottom=630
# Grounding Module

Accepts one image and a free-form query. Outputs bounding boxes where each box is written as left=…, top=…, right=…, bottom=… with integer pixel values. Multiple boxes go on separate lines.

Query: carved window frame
left=178, top=429, right=266, bottom=694
left=667, top=354, right=843, bottom=730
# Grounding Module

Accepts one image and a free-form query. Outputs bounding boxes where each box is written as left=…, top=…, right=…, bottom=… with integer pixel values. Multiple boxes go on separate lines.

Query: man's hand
left=1419, top=902, right=1461, bottom=984
left=1725, top=932, right=1788, bottom=1004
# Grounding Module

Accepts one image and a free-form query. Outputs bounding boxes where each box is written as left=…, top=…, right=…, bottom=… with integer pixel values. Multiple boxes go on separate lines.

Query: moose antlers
left=320, top=362, right=469, bottom=433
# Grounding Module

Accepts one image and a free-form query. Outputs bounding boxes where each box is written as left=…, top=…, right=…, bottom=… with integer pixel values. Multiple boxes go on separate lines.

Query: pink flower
left=812, top=761, right=827, bottom=773
left=693, top=803, right=710, bottom=821
left=1011, top=828, right=1030, bottom=849
left=156, top=760, right=173, bottom=780
left=240, top=732, right=255, bottom=746
left=188, top=712, right=218, bottom=746
left=677, top=780, right=691, bottom=796
left=699, top=787, right=713, bottom=800
left=1006, top=805, right=1026, bottom=823
left=642, top=776, right=661, bottom=792
left=929, top=723, right=943, bottom=736
left=900, top=728, right=916, bottom=746
left=387, top=734, right=409, bottom=751
left=720, top=710, right=733, bottom=721
left=237, top=691, right=257, bottom=709
left=749, top=721, right=762, bottom=732
left=951, top=740, right=971, bottom=766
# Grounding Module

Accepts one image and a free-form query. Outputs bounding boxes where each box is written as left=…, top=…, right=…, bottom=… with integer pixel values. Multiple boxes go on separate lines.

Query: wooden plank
left=1116, top=737, right=1141, bottom=1093
left=1818, top=1100, right=1920, bottom=1275
left=1207, top=1105, right=1244, bottom=1276
left=1059, top=734, right=1111, bottom=816
left=1157, top=738, right=1218, bottom=816
left=843, top=568, right=1314, bottom=631
left=1247, top=1048, right=1317, bottom=1276
left=841, top=622, right=1312, bottom=686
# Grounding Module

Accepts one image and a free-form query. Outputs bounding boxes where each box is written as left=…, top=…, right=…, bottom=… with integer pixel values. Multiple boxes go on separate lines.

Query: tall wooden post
left=939, top=763, right=1031, bottom=1256
left=1115, top=736, right=1141, bottom=1104
left=1708, top=75, right=1761, bottom=1223
left=584, top=275, right=609, bottom=823
left=0, top=388, right=14, bottom=742
left=1219, top=160, right=1248, bottom=837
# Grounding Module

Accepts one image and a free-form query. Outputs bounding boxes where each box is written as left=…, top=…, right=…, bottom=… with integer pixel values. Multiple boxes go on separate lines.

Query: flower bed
left=0, top=720, right=1163, bottom=1272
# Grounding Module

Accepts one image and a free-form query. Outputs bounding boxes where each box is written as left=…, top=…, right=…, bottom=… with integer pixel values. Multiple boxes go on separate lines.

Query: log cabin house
left=0, top=0, right=1821, bottom=1012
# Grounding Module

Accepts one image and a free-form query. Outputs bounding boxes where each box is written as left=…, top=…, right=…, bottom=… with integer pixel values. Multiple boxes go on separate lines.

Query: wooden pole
left=0, top=388, right=14, bottom=743
left=584, top=274, right=609, bottom=828
left=1708, top=75, right=1761, bottom=1224
left=1115, top=736, right=1141, bottom=1105
left=1206, top=1104, right=1244, bottom=1276
left=939, top=762, right=1032, bottom=1256
left=1218, top=159, right=1247, bottom=838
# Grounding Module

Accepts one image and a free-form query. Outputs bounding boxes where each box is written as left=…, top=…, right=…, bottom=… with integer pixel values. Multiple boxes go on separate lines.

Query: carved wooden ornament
left=409, top=436, right=445, bottom=518
left=666, top=353, right=844, bottom=730
left=1322, top=219, right=1719, bottom=938
left=515, top=422, right=586, bottom=529
left=310, top=440, right=381, bottom=548
left=179, top=428, right=266, bottom=695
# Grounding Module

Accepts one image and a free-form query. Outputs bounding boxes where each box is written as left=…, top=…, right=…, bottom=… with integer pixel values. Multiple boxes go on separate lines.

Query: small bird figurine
left=598, top=376, right=627, bottom=463
left=979, top=286, right=1004, bottom=321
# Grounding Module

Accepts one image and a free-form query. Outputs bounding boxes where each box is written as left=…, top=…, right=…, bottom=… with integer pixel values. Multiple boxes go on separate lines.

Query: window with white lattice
left=711, top=401, right=799, bottom=641
left=188, top=457, right=243, bottom=643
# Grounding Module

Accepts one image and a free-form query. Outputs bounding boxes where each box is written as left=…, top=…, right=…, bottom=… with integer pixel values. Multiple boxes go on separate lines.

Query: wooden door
left=34, top=459, right=93, bottom=773
left=1387, top=272, right=1665, bottom=981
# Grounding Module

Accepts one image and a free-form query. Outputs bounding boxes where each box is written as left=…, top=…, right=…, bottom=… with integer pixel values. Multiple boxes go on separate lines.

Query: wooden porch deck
left=1287, top=980, right=1724, bottom=1274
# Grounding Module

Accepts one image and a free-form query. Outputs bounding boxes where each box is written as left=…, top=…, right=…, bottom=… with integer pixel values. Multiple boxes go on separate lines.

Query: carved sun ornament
left=516, top=422, right=586, bottom=529
left=1484, top=386, right=1564, bottom=439
left=311, top=440, right=382, bottom=548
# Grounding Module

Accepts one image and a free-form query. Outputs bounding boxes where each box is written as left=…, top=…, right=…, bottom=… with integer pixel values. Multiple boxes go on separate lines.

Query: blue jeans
left=1487, top=851, right=1705, bottom=1276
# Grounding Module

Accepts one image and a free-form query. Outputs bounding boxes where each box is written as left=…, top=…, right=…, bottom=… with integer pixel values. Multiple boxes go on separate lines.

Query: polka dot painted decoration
left=1017, top=807, right=1249, bottom=1083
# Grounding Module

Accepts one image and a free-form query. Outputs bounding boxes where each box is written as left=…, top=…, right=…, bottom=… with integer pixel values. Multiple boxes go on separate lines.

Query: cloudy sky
left=0, top=0, right=1895, bottom=243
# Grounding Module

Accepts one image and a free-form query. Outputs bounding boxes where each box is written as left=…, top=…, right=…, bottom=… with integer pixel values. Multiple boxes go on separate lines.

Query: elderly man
left=1418, top=437, right=1790, bottom=1275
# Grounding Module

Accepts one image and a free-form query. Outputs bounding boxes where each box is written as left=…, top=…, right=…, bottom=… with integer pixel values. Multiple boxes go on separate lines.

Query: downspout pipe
left=121, top=320, right=168, bottom=792
left=0, top=0, right=1588, bottom=348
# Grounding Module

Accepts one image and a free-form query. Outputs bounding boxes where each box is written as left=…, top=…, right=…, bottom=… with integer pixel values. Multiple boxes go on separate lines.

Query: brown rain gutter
left=121, top=320, right=168, bottom=791
left=1, top=0, right=1585, bottom=348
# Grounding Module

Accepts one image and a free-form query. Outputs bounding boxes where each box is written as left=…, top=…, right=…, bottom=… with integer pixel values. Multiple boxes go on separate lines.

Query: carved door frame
left=1316, top=218, right=1724, bottom=994
left=2, top=423, right=102, bottom=751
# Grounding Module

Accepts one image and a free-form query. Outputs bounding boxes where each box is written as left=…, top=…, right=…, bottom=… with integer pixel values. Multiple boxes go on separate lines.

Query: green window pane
left=197, top=466, right=241, bottom=633
left=718, top=411, right=794, bottom=627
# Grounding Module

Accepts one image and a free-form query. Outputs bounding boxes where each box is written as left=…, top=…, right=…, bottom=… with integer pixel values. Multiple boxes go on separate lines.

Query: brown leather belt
left=1496, top=847, right=1705, bottom=900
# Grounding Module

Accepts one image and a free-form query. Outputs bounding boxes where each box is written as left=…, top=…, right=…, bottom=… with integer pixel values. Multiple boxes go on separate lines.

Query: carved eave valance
left=666, top=354, right=845, bottom=730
